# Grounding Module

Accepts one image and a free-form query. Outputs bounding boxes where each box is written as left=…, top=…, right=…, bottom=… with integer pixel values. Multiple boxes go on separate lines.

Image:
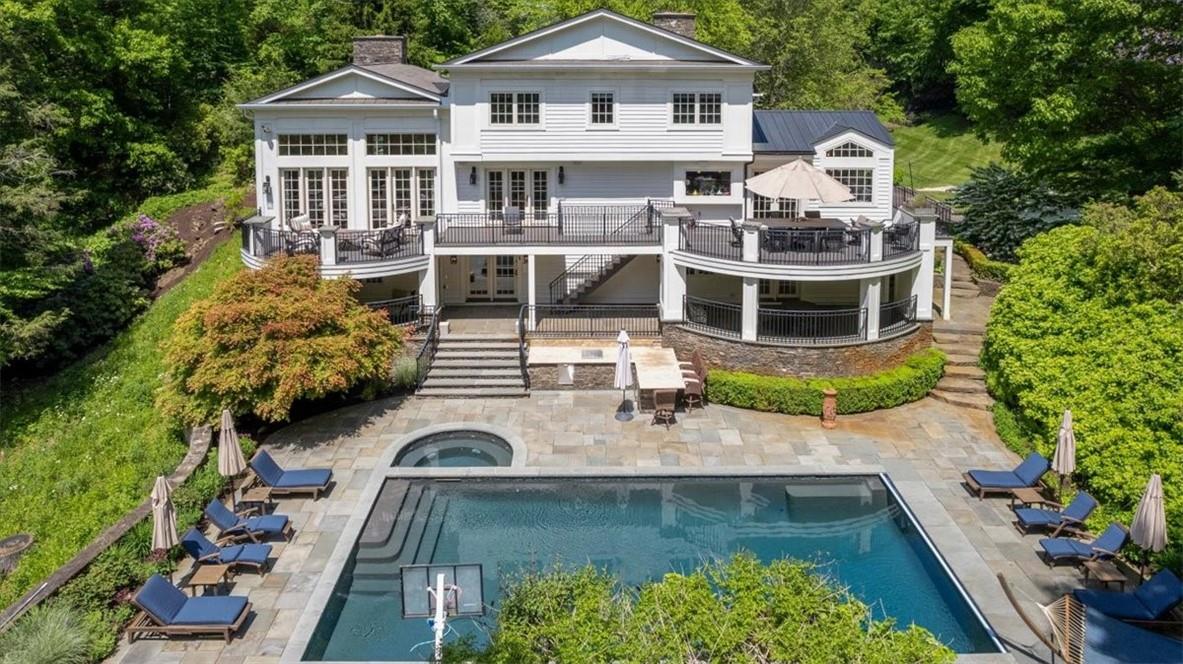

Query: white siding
left=581, top=256, right=660, bottom=303
left=488, top=20, right=710, bottom=62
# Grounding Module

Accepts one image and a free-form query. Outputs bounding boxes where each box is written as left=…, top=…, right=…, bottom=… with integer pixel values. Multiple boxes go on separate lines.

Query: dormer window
left=826, top=142, right=873, bottom=158
left=490, top=92, right=541, bottom=126
left=672, top=92, right=722, bottom=125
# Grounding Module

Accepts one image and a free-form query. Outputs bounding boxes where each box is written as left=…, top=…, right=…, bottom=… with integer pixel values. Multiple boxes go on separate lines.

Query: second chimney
left=353, top=36, right=406, bottom=65
left=652, top=11, right=697, bottom=39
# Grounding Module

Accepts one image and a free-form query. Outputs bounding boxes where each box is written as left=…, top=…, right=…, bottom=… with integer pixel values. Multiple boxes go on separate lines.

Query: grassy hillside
left=0, top=233, right=243, bottom=607
left=892, top=113, right=1004, bottom=191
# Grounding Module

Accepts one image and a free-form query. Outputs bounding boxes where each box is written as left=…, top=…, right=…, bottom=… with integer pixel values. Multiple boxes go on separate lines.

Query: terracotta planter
left=821, top=388, right=838, bottom=429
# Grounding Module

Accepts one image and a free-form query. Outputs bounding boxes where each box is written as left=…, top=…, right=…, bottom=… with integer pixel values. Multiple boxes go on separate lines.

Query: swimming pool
left=304, top=475, right=999, bottom=661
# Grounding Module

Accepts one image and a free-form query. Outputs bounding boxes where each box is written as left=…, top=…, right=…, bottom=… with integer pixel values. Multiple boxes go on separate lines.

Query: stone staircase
left=948, top=254, right=981, bottom=299
left=930, top=326, right=993, bottom=410
left=417, top=334, right=528, bottom=398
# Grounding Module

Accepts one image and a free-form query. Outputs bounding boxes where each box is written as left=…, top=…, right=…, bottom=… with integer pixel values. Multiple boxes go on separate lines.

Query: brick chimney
left=353, top=36, right=406, bottom=65
left=652, top=11, right=697, bottom=39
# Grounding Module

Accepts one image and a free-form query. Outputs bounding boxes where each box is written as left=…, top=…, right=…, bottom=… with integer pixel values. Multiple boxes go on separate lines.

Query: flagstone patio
left=107, top=392, right=1088, bottom=664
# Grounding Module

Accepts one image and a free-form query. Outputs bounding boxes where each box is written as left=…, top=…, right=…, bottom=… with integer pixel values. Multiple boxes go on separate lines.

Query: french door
left=466, top=256, right=518, bottom=301
left=486, top=169, right=549, bottom=219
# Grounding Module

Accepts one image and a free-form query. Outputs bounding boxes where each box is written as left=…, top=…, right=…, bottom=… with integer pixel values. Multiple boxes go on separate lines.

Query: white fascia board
left=813, top=128, right=892, bottom=153
left=240, top=66, right=440, bottom=108
left=440, top=63, right=769, bottom=72
left=238, top=102, right=440, bottom=111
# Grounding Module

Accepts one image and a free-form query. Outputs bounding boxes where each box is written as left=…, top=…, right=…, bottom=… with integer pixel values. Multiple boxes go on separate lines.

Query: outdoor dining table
left=758, top=218, right=855, bottom=254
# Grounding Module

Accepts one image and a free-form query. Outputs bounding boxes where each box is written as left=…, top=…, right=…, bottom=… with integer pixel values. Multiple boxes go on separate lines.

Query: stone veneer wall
left=661, top=324, right=932, bottom=378
left=528, top=364, right=636, bottom=390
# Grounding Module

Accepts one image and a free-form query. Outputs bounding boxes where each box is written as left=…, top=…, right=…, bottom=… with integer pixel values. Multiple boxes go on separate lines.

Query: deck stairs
left=930, top=323, right=993, bottom=410
left=549, top=254, right=635, bottom=304
left=417, top=334, right=528, bottom=398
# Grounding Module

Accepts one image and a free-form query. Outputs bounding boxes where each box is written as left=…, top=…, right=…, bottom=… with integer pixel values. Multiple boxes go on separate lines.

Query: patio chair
left=204, top=499, right=292, bottom=544
left=504, top=206, right=523, bottom=234
left=286, top=213, right=313, bottom=233
left=180, top=528, right=271, bottom=575
left=683, top=378, right=704, bottom=412
left=678, top=349, right=706, bottom=383
left=1039, top=523, right=1128, bottom=567
left=728, top=218, right=743, bottom=247
left=1013, top=492, right=1098, bottom=536
left=962, top=452, right=1050, bottom=499
left=652, top=390, right=677, bottom=429
left=127, top=575, right=251, bottom=643
left=248, top=449, right=332, bottom=499
left=1073, top=570, right=1183, bottom=626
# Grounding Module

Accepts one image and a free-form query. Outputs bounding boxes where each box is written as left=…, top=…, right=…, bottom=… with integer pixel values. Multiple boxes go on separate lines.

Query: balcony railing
left=336, top=228, right=423, bottom=264
left=366, top=295, right=426, bottom=327
left=759, top=228, right=870, bottom=265
left=683, top=296, right=742, bottom=339
left=893, top=184, right=955, bottom=224
left=679, top=221, right=744, bottom=261
left=883, top=222, right=918, bottom=259
left=879, top=294, right=918, bottom=337
left=436, top=200, right=669, bottom=246
left=522, top=304, right=662, bottom=338
left=757, top=306, right=867, bottom=345
left=246, top=227, right=319, bottom=259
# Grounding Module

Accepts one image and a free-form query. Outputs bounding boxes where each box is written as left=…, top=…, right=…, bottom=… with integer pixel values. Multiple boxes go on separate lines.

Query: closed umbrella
left=218, top=409, right=246, bottom=506
left=1130, top=474, right=1167, bottom=576
left=614, top=330, right=633, bottom=422
left=1052, top=410, right=1076, bottom=498
left=150, top=475, right=178, bottom=552
left=744, top=159, right=855, bottom=213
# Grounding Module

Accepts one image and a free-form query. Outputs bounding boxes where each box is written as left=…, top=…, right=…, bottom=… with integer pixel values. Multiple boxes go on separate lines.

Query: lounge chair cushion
left=1091, top=524, right=1129, bottom=555
left=274, top=468, right=331, bottom=489
left=967, top=469, right=1027, bottom=489
left=171, top=596, right=249, bottom=626
left=1074, top=589, right=1157, bottom=620
left=136, top=575, right=188, bottom=624
left=219, top=543, right=271, bottom=565
left=1015, top=507, right=1062, bottom=528
left=244, top=514, right=289, bottom=535
left=181, top=528, right=220, bottom=561
left=1013, top=453, right=1050, bottom=485
left=204, top=500, right=243, bottom=532
left=1061, top=492, right=1098, bottom=522
left=249, top=451, right=285, bottom=486
left=1135, top=570, right=1183, bottom=618
left=1040, top=537, right=1098, bottom=560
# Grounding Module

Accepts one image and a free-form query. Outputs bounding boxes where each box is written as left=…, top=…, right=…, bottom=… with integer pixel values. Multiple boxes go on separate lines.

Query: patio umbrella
left=614, top=330, right=633, bottom=422
left=150, top=475, right=178, bottom=552
left=1052, top=409, right=1076, bottom=498
left=218, top=409, right=246, bottom=505
left=744, top=159, right=855, bottom=215
left=1130, top=474, right=1167, bottom=576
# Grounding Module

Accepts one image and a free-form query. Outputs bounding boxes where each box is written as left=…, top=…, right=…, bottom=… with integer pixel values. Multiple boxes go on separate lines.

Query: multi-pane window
left=281, top=169, right=302, bottom=224
left=590, top=92, right=614, bottom=125
left=508, top=171, right=527, bottom=212
left=368, top=170, right=388, bottom=228
left=532, top=171, right=548, bottom=219
left=329, top=169, right=348, bottom=226
left=392, top=169, right=413, bottom=220
left=672, top=92, right=722, bottom=125
left=305, top=169, right=325, bottom=226
left=277, top=134, right=348, bottom=156
left=685, top=171, right=731, bottom=196
left=366, top=168, right=434, bottom=227
left=486, top=171, right=504, bottom=213
left=417, top=168, right=435, bottom=217
left=489, top=92, right=541, bottom=125
left=826, top=168, right=874, bottom=202
left=366, top=133, right=436, bottom=155
left=751, top=170, right=797, bottom=219
left=826, top=141, right=873, bottom=158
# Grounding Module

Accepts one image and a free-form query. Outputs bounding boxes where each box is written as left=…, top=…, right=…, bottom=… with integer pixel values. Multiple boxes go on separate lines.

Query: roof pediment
left=240, top=66, right=444, bottom=109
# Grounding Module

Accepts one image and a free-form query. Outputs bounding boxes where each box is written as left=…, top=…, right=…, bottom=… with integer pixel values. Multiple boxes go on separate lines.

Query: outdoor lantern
left=559, top=166, right=565, bottom=184
left=262, top=175, right=272, bottom=198
left=469, top=166, right=477, bottom=185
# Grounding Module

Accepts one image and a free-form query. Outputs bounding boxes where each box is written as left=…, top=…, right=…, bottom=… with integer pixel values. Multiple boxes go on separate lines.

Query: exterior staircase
left=549, top=255, right=634, bottom=304
left=930, top=326, right=993, bottom=410
left=417, top=334, right=528, bottom=398
left=947, top=254, right=982, bottom=299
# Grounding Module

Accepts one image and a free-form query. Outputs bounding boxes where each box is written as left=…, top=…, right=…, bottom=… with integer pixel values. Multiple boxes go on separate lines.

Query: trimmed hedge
left=954, top=239, right=1014, bottom=283
left=706, top=348, right=946, bottom=415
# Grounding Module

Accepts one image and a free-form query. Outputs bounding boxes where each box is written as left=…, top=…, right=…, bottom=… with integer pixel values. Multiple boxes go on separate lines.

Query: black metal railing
left=893, top=184, right=955, bottom=224
left=679, top=220, right=744, bottom=261
left=414, top=306, right=442, bottom=389
left=521, top=304, right=661, bottom=338
left=247, top=227, right=319, bottom=258
left=336, top=228, right=423, bottom=264
left=879, top=295, right=918, bottom=337
left=682, top=296, right=742, bottom=339
left=757, top=306, right=867, bottom=345
left=515, top=307, right=531, bottom=391
left=758, top=228, right=870, bottom=265
left=883, top=222, right=919, bottom=259
left=366, top=295, right=422, bottom=327
left=436, top=200, right=667, bottom=246
left=548, top=255, right=619, bottom=304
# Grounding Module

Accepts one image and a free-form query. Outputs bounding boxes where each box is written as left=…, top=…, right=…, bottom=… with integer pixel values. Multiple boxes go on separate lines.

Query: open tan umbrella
left=1131, top=474, right=1167, bottom=576
left=218, top=409, right=246, bottom=506
left=744, top=158, right=855, bottom=203
left=1052, top=410, right=1076, bottom=498
left=150, top=475, right=178, bottom=552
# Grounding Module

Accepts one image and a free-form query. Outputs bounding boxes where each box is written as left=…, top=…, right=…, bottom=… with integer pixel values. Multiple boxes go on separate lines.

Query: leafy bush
left=0, top=603, right=90, bottom=664
left=444, top=554, right=954, bottom=663
left=159, top=255, right=405, bottom=424
left=707, top=348, right=946, bottom=415
left=952, top=164, right=1079, bottom=262
left=127, top=214, right=186, bottom=273
left=392, top=354, right=419, bottom=390
left=983, top=188, right=1183, bottom=565
left=954, top=240, right=1014, bottom=283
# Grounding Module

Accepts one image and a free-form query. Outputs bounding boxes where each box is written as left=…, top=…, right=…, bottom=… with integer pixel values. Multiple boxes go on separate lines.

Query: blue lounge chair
left=1039, top=523, right=1128, bottom=566
left=249, top=450, right=332, bottom=499
left=127, top=574, right=251, bottom=642
left=180, top=528, right=271, bottom=574
left=1013, top=492, right=1098, bottom=536
left=963, top=452, right=1050, bottom=499
left=204, top=499, right=291, bottom=543
left=1074, top=570, right=1183, bottom=625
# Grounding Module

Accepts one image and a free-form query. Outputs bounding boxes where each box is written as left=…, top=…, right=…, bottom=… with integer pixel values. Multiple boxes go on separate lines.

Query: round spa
left=392, top=429, right=514, bottom=468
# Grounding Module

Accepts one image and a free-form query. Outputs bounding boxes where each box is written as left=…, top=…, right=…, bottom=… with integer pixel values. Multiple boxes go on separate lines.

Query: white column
left=418, top=220, right=438, bottom=308
left=741, top=276, right=758, bottom=342
left=660, top=210, right=687, bottom=321
left=526, top=254, right=537, bottom=331
left=942, top=245, right=952, bottom=320
left=860, top=277, right=882, bottom=341
left=912, top=215, right=936, bottom=320
left=868, top=222, right=884, bottom=262
left=742, top=223, right=760, bottom=262
left=318, top=228, right=337, bottom=268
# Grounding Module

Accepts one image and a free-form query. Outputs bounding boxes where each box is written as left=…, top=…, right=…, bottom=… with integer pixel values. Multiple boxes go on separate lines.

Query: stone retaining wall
left=661, top=324, right=932, bottom=378
left=528, top=364, right=636, bottom=391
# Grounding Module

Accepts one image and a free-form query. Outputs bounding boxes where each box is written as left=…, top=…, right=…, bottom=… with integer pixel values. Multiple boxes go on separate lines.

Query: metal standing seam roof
left=752, top=110, right=893, bottom=154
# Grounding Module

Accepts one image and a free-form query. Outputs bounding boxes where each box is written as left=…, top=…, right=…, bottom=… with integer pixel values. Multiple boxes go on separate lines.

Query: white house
left=239, top=9, right=940, bottom=372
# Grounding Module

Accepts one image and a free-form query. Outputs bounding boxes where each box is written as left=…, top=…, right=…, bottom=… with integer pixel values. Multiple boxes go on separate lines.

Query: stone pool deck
left=108, top=392, right=1087, bottom=664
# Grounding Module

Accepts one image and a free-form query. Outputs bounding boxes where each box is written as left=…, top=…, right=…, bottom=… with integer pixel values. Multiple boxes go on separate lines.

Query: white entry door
left=487, top=169, right=549, bottom=219
left=466, top=256, right=517, bottom=302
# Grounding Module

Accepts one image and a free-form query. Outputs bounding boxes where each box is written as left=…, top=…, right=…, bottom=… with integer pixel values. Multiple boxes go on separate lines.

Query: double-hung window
left=366, top=167, right=436, bottom=228
left=278, top=168, right=348, bottom=227
left=489, top=92, right=541, bottom=126
left=672, top=92, right=722, bottom=125
left=589, top=91, right=615, bottom=126
left=825, top=168, right=874, bottom=203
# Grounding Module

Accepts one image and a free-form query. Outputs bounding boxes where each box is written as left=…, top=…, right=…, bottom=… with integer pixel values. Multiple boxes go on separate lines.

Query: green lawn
left=0, top=225, right=243, bottom=607
left=892, top=113, right=1004, bottom=191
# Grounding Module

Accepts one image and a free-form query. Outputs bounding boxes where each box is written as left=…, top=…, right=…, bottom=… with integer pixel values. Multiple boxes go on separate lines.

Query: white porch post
left=418, top=220, right=438, bottom=308
left=912, top=214, right=936, bottom=321
left=860, top=277, right=882, bottom=341
left=526, top=254, right=537, bottom=331
left=942, top=244, right=953, bottom=320
left=868, top=222, right=884, bottom=262
left=318, top=228, right=337, bottom=268
left=660, top=210, right=686, bottom=321
left=742, top=223, right=760, bottom=262
left=741, top=276, right=758, bottom=342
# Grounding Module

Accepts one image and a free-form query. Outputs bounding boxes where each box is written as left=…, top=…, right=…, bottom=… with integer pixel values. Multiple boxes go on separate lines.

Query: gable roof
left=240, top=64, right=446, bottom=109
left=440, top=9, right=764, bottom=68
left=752, top=110, right=893, bottom=154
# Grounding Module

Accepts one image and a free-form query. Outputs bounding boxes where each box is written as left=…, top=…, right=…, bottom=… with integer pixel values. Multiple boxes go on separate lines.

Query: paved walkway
left=108, top=392, right=1092, bottom=664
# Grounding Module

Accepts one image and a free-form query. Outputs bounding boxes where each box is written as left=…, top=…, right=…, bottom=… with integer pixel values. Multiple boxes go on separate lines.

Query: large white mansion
left=239, top=9, right=948, bottom=357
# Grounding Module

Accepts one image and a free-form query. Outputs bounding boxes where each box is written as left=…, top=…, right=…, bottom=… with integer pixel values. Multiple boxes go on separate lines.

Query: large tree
left=950, top=0, right=1181, bottom=197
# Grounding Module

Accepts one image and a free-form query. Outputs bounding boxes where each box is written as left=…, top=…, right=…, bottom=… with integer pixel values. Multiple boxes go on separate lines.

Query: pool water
left=392, top=430, right=513, bottom=468
left=305, top=476, right=998, bottom=661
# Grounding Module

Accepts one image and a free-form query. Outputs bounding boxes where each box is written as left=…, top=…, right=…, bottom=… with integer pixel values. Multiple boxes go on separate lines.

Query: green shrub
left=707, top=348, right=946, bottom=415
left=951, top=164, right=1079, bottom=261
left=0, top=603, right=90, bottom=664
left=444, top=554, right=954, bottom=663
left=954, top=239, right=1014, bottom=283
left=392, top=354, right=419, bottom=390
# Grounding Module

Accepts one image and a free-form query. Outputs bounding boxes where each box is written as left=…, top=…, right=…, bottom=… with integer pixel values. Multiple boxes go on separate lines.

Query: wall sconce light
left=558, top=166, right=565, bottom=185
left=469, top=166, right=477, bottom=185
left=450, top=256, right=458, bottom=265
left=262, top=175, right=272, bottom=198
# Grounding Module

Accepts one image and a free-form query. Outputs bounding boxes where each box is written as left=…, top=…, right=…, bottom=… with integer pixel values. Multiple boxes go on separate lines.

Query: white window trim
left=587, top=88, right=618, bottom=130
left=824, top=167, right=876, bottom=206
left=366, top=166, right=436, bottom=227
left=485, top=89, right=545, bottom=130
left=824, top=140, right=875, bottom=159
left=668, top=89, right=724, bottom=131
left=483, top=168, right=551, bottom=215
